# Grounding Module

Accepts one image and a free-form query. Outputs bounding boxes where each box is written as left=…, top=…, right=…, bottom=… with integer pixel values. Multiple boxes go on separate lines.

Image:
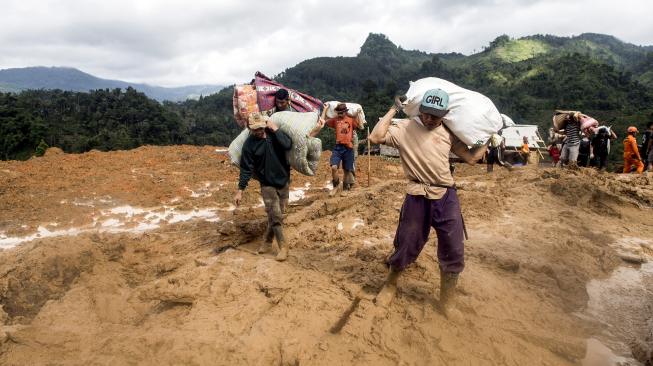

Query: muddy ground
left=0, top=145, right=652, bottom=365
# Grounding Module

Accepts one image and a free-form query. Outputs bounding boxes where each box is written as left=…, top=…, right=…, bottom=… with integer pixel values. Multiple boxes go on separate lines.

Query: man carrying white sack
left=310, top=103, right=361, bottom=192
left=368, top=89, right=488, bottom=316
left=234, top=113, right=293, bottom=261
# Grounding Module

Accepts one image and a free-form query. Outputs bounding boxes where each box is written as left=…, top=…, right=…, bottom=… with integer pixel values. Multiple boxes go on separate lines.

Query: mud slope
left=1, top=146, right=652, bottom=365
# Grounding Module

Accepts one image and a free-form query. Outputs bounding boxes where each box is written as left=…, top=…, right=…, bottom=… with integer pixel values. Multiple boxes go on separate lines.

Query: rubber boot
left=343, top=171, right=355, bottom=190
left=341, top=183, right=351, bottom=197
left=329, top=178, right=342, bottom=197
left=258, top=225, right=275, bottom=254
left=439, top=270, right=459, bottom=318
left=275, top=241, right=288, bottom=261
left=257, top=240, right=272, bottom=254
left=374, top=267, right=400, bottom=308
left=332, top=178, right=340, bottom=190
left=271, top=225, right=288, bottom=261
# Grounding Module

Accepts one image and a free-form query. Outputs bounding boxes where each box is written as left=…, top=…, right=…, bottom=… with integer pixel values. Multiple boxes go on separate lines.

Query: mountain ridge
left=0, top=66, right=223, bottom=102
left=2, top=32, right=653, bottom=161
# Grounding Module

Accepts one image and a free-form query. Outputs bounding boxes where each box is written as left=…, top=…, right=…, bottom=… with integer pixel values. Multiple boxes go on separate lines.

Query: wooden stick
left=367, top=126, right=371, bottom=187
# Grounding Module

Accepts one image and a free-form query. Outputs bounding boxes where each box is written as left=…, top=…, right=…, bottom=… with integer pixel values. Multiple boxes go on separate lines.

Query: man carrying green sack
left=234, top=113, right=293, bottom=261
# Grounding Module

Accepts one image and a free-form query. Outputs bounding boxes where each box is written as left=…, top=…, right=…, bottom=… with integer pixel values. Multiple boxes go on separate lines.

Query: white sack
left=403, top=77, right=503, bottom=146
left=501, top=114, right=516, bottom=128
left=324, top=101, right=366, bottom=129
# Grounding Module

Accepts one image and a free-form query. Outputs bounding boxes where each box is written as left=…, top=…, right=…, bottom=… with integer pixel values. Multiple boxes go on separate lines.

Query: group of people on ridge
left=233, top=87, right=485, bottom=314
left=549, top=112, right=651, bottom=173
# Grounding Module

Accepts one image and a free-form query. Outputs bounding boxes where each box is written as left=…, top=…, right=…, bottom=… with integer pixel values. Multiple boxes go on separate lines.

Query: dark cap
left=334, top=103, right=348, bottom=112
left=275, top=88, right=289, bottom=100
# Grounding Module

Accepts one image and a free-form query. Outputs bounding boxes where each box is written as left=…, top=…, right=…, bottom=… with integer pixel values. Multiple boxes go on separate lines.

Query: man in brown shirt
left=369, top=89, right=487, bottom=316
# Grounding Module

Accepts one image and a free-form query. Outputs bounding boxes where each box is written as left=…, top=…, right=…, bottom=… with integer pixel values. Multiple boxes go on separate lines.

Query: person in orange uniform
left=623, top=126, right=644, bottom=173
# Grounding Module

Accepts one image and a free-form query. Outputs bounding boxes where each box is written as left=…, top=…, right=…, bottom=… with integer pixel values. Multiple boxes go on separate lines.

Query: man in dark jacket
left=591, top=127, right=617, bottom=170
left=578, top=137, right=591, bottom=167
left=234, top=113, right=293, bottom=261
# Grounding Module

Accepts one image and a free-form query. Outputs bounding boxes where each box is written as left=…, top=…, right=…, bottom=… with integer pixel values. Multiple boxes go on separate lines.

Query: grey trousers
left=261, top=183, right=289, bottom=244
left=561, top=142, right=580, bottom=162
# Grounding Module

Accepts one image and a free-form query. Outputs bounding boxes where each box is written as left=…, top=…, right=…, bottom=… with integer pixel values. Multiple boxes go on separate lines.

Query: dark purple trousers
left=387, top=188, right=465, bottom=273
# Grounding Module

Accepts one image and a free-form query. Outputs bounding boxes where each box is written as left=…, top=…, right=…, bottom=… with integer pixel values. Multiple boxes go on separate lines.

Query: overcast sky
left=1, top=0, right=652, bottom=87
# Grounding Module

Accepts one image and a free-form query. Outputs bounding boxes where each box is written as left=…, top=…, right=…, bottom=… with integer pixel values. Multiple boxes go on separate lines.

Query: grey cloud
left=1, top=0, right=652, bottom=86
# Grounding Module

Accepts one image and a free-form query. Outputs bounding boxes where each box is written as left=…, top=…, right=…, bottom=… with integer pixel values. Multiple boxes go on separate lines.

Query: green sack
left=228, top=111, right=323, bottom=176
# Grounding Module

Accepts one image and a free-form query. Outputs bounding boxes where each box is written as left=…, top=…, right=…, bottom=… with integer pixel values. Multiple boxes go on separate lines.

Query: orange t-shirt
left=326, top=115, right=359, bottom=149
left=623, top=135, right=640, bottom=158
left=521, top=143, right=530, bottom=153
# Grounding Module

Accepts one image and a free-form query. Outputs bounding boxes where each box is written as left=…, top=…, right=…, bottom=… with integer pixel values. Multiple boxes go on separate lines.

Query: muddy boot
left=343, top=170, right=355, bottom=190
left=257, top=240, right=273, bottom=254
left=329, top=178, right=342, bottom=197
left=340, top=183, right=351, bottom=197
left=275, top=241, right=288, bottom=261
left=271, top=225, right=288, bottom=261
left=504, top=162, right=513, bottom=171
left=259, top=226, right=274, bottom=254
left=374, top=267, right=400, bottom=308
left=439, top=270, right=460, bottom=318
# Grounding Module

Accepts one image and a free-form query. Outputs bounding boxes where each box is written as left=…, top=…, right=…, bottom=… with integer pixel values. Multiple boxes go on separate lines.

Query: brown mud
left=0, top=145, right=652, bottom=365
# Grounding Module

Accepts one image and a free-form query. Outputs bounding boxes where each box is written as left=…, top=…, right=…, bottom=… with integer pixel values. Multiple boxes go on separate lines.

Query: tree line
left=2, top=34, right=653, bottom=162
left=0, top=87, right=240, bottom=160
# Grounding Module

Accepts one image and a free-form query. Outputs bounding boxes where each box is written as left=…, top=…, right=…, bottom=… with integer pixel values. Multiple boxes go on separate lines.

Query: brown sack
left=552, top=110, right=579, bottom=130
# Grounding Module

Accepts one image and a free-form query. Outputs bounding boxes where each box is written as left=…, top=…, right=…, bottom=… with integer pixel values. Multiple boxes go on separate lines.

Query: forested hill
left=0, top=87, right=237, bottom=160
left=279, top=33, right=653, bottom=154
left=280, top=33, right=653, bottom=123
left=1, top=32, right=653, bottom=161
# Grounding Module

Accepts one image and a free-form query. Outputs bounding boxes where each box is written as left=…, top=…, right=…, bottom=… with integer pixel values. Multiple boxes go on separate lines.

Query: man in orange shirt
left=313, top=103, right=361, bottom=191
left=623, top=126, right=644, bottom=173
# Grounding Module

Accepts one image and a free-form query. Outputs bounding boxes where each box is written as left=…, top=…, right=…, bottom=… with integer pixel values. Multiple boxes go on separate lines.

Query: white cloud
left=0, top=0, right=651, bottom=86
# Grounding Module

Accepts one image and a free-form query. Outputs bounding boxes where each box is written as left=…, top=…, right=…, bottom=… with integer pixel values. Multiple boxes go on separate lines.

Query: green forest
left=0, top=87, right=240, bottom=160
left=2, top=33, right=653, bottom=162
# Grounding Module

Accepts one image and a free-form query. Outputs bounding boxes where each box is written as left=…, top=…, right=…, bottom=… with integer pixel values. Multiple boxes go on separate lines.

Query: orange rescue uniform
left=623, top=135, right=644, bottom=173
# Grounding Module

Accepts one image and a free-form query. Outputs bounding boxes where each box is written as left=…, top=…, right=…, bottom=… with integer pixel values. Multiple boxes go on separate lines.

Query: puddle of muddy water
left=0, top=205, right=230, bottom=249
left=581, top=237, right=653, bottom=365
left=337, top=217, right=365, bottom=232
left=582, top=338, right=632, bottom=366
left=289, top=182, right=311, bottom=203
left=0, top=226, right=86, bottom=248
